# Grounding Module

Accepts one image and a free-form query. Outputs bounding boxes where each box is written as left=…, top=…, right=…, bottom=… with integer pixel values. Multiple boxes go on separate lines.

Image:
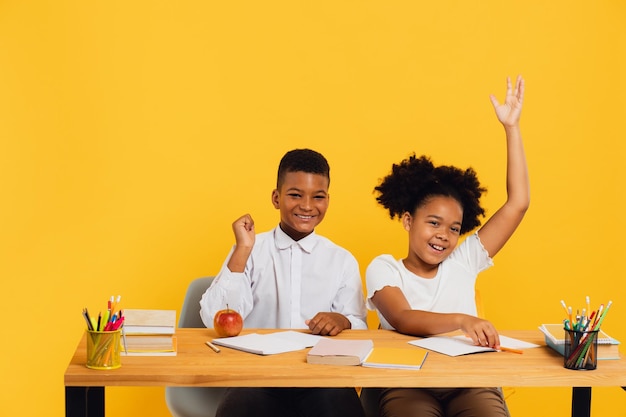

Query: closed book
left=539, top=324, right=620, bottom=360
left=123, top=309, right=176, bottom=335
left=306, top=338, right=374, bottom=366
left=122, top=335, right=177, bottom=356
left=362, top=347, right=429, bottom=370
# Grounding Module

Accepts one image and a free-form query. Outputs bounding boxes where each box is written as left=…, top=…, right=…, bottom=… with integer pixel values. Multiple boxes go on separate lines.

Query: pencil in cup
left=563, top=327, right=598, bottom=370
left=86, top=329, right=122, bottom=370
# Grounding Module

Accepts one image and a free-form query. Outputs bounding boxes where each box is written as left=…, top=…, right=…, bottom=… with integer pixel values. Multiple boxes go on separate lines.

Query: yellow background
left=1, top=1, right=625, bottom=416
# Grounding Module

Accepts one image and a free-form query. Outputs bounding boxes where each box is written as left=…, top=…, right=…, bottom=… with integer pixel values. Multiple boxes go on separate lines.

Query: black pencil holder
left=563, top=328, right=598, bottom=370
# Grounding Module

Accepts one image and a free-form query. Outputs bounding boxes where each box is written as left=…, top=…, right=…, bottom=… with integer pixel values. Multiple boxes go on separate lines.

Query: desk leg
left=65, top=386, right=104, bottom=417
left=571, top=387, right=591, bottom=417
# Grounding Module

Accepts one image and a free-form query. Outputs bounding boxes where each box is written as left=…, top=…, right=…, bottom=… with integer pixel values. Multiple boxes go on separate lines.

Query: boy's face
left=272, top=171, right=329, bottom=241
left=402, top=195, right=463, bottom=276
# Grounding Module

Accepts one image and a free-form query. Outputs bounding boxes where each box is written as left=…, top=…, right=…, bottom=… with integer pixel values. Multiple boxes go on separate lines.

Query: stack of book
left=539, top=323, right=621, bottom=360
left=121, top=309, right=177, bottom=356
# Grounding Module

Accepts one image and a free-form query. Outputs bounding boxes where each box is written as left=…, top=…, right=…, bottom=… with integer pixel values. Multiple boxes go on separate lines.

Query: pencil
left=205, top=341, right=221, bottom=353
left=499, top=346, right=523, bottom=354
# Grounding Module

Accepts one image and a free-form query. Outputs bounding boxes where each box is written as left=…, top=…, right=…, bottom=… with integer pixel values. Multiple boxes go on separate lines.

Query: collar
left=274, top=225, right=317, bottom=254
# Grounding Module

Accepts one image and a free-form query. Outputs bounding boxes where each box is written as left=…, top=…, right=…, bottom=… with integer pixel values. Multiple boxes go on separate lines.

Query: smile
left=296, top=214, right=314, bottom=219
left=430, top=243, right=445, bottom=251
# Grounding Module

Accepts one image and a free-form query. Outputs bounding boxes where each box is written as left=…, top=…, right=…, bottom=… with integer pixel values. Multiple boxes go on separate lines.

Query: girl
left=366, top=76, right=529, bottom=417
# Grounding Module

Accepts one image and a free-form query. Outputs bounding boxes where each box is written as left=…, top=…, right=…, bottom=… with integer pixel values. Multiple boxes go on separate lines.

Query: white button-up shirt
left=200, top=226, right=367, bottom=330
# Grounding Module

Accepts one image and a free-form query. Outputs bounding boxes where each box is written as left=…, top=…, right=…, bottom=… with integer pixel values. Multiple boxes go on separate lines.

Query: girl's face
left=402, top=195, right=463, bottom=277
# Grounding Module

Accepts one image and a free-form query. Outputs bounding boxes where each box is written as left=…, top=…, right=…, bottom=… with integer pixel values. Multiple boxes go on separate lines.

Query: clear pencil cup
left=86, top=329, right=122, bottom=370
left=563, top=328, right=598, bottom=370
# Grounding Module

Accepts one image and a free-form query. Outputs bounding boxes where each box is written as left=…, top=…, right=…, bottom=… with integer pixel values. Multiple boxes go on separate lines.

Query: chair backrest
left=165, top=277, right=223, bottom=417
left=178, top=277, right=214, bottom=328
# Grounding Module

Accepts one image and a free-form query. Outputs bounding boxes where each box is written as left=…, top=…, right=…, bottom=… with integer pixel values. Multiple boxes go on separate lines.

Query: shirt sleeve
left=199, top=246, right=255, bottom=328
left=451, top=233, right=494, bottom=274
left=365, top=255, right=401, bottom=311
left=332, top=253, right=368, bottom=330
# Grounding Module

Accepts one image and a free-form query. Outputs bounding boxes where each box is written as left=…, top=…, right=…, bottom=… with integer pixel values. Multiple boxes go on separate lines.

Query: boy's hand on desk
left=306, top=312, right=350, bottom=336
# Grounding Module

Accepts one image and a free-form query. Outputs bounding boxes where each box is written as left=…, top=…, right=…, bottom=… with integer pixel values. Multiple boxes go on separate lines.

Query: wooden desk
left=64, top=329, right=626, bottom=417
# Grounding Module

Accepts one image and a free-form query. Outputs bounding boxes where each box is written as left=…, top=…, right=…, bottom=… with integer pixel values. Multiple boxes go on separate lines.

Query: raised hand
left=226, top=214, right=256, bottom=273
left=231, top=213, right=256, bottom=248
left=489, top=75, right=524, bottom=128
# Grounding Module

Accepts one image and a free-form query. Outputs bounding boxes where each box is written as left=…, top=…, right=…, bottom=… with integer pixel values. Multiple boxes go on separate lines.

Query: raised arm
left=477, top=75, right=530, bottom=257
left=226, top=213, right=256, bottom=272
left=199, top=213, right=256, bottom=327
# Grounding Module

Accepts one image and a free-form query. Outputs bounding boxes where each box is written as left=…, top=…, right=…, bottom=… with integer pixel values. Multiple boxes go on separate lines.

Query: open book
left=539, top=323, right=617, bottom=344
left=539, top=324, right=620, bottom=360
left=307, top=338, right=374, bottom=366
left=409, top=335, right=539, bottom=356
left=212, top=331, right=322, bottom=355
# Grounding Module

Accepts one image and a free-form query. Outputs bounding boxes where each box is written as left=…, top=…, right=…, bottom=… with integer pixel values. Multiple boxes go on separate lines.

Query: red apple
left=213, top=305, right=243, bottom=337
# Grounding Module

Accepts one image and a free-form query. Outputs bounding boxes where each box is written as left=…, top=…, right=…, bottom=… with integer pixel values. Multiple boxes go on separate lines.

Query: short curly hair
left=277, top=149, right=330, bottom=189
left=374, top=154, right=486, bottom=235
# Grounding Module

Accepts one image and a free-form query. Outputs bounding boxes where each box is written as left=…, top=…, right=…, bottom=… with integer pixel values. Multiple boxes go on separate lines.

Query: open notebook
left=212, top=331, right=322, bottom=355
left=539, top=324, right=620, bottom=360
left=409, top=335, right=539, bottom=356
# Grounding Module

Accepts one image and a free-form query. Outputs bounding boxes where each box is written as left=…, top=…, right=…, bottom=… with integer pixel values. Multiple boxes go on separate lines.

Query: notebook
left=539, top=324, right=620, bottom=360
left=409, top=335, right=539, bottom=356
left=212, top=331, right=322, bottom=355
left=362, top=347, right=429, bottom=370
left=539, top=324, right=616, bottom=344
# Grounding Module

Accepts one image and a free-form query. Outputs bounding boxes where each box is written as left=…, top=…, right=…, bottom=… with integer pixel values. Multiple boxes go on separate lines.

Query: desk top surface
left=64, top=328, right=626, bottom=388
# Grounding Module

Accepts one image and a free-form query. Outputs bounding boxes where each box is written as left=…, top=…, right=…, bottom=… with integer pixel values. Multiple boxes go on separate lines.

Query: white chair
left=165, top=277, right=226, bottom=417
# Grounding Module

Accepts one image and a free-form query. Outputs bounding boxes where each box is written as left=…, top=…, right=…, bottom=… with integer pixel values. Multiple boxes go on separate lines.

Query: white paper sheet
left=212, top=331, right=323, bottom=355
left=409, top=335, right=539, bottom=357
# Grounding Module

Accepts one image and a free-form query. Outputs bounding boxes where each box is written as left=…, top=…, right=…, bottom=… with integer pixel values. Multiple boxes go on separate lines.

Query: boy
left=200, top=148, right=367, bottom=417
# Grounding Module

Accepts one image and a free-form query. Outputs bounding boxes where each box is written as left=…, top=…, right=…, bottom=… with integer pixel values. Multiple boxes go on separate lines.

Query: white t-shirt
left=366, top=233, right=493, bottom=330
left=200, top=226, right=368, bottom=330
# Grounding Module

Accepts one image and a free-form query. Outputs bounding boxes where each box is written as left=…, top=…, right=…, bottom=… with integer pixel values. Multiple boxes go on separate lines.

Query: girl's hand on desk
left=460, top=315, right=501, bottom=349
left=306, top=312, right=351, bottom=336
